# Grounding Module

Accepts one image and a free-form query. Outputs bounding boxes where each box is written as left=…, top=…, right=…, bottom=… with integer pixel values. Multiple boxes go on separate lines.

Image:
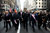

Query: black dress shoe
left=33, top=30, right=35, bottom=32
left=15, top=28, right=18, bottom=31
left=4, top=26, right=5, bottom=28
left=45, top=28, right=48, bottom=31
left=38, top=28, right=41, bottom=30
left=33, top=28, right=35, bottom=32
left=5, top=30, right=8, bottom=32
left=26, top=30, right=28, bottom=32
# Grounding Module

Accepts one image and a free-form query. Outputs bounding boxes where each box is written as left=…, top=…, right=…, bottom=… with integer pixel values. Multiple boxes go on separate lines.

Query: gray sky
left=20, top=0, right=25, bottom=10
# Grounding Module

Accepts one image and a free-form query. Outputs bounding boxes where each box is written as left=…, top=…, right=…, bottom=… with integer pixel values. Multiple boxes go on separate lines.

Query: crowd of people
left=0, top=8, right=50, bottom=32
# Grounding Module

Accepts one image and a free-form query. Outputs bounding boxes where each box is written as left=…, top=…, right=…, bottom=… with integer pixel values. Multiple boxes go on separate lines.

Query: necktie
left=6, top=14, right=8, bottom=16
left=21, top=12, right=22, bottom=15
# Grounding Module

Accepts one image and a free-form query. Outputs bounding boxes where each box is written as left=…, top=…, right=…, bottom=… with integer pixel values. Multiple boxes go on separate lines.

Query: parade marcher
left=22, top=8, right=28, bottom=32
left=5, top=11, right=11, bottom=32
left=47, top=12, right=50, bottom=28
left=35, top=12, right=38, bottom=21
left=38, top=11, right=42, bottom=30
left=26, top=11, right=31, bottom=26
left=29, top=12, right=32, bottom=26
left=31, top=11, right=36, bottom=32
left=42, top=13, right=47, bottom=30
left=0, top=12, right=2, bottom=22
left=2, top=11, right=6, bottom=28
left=14, top=9, right=19, bottom=31
left=9, top=8, right=14, bottom=26
left=18, top=10, right=23, bottom=25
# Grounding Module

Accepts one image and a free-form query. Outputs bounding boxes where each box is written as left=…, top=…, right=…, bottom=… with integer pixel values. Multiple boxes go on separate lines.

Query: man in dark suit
left=22, top=8, right=28, bottom=32
left=9, top=10, right=15, bottom=27
left=0, top=12, right=2, bottom=22
left=2, top=11, right=6, bottom=28
left=47, top=12, right=50, bottom=28
left=38, top=12, right=42, bottom=30
left=5, top=11, right=11, bottom=32
left=42, top=14, right=47, bottom=30
left=31, top=12, right=36, bottom=32
left=14, top=10, right=19, bottom=31
left=18, top=10, right=23, bottom=25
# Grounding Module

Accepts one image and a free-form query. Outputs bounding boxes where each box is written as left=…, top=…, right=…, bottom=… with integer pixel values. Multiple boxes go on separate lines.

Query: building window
left=36, top=6, right=37, bottom=7
left=4, top=1, right=5, bottom=3
left=39, top=0, right=40, bottom=1
left=45, top=6, right=46, bottom=7
left=2, top=1, right=4, bottom=4
left=42, top=3, right=43, bottom=4
left=42, top=0, right=43, bottom=1
left=39, top=2, right=40, bottom=4
left=36, top=2, right=37, bottom=4
left=45, top=0, right=46, bottom=1
left=39, top=6, right=40, bottom=7
left=45, top=3, right=46, bottom=4
left=42, top=6, right=43, bottom=7
left=36, top=0, right=37, bottom=1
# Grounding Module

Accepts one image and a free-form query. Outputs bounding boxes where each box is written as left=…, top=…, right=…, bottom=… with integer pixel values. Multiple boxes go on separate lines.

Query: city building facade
left=24, top=0, right=36, bottom=10
left=36, top=0, right=47, bottom=10
left=28, top=0, right=36, bottom=10
left=47, top=0, right=50, bottom=11
left=0, top=0, right=15, bottom=11
left=16, top=0, right=21, bottom=11
left=24, top=0, right=47, bottom=10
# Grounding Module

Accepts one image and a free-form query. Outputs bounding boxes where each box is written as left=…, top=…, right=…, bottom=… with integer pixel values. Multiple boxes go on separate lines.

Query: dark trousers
left=0, top=18, right=2, bottom=22
left=11, top=20, right=15, bottom=26
left=6, top=21, right=11, bottom=31
left=14, top=24, right=19, bottom=30
left=4, top=21, right=6, bottom=27
left=43, top=22, right=47, bottom=30
left=29, top=21, right=31, bottom=26
left=29, top=19, right=31, bottom=26
left=20, top=20, right=23, bottom=27
left=20, top=18, right=22, bottom=24
left=48, top=22, right=50, bottom=28
left=23, top=20, right=28, bottom=31
left=38, top=22, right=42, bottom=29
left=48, top=20, right=50, bottom=28
left=32, top=21, right=35, bottom=31
left=14, top=21, right=19, bottom=30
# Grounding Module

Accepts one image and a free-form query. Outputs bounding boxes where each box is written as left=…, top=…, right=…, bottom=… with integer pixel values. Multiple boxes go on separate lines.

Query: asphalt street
left=0, top=20, right=50, bottom=33
left=0, top=20, right=20, bottom=33
left=20, top=22, right=50, bottom=33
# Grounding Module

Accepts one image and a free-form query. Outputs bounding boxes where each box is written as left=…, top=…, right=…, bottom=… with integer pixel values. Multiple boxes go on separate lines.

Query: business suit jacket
left=0, top=13, right=2, bottom=21
left=22, top=12, right=28, bottom=22
left=5, top=13, right=10, bottom=21
left=18, top=12, right=23, bottom=21
left=14, top=13, right=20, bottom=24
left=31, top=14, right=36, bottom=23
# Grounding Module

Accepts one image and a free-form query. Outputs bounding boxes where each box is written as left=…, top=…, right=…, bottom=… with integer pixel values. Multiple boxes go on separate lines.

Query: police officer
left=5, top=11, right=11, bottom=32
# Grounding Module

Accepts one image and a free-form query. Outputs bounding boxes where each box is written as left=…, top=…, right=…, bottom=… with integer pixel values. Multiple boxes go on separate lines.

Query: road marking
left=17, top=22, right=20, bottom=33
